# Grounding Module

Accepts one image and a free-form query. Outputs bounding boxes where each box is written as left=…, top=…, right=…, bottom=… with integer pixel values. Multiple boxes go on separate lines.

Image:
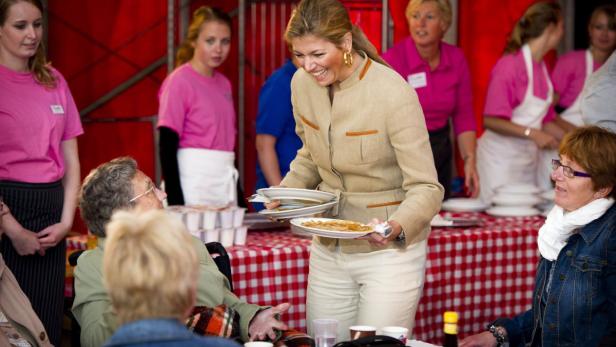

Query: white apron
left=559, top=49, right=593, bottom=127
left=177, top=148, right=238, bottom=206
left=536, top=51, right=594, bottom=190
left=478, top=44, right=553, bottom=203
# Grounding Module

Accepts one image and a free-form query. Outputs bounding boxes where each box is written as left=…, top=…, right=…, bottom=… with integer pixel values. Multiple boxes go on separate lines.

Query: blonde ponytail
left=504, top=1, right=561, bottom=54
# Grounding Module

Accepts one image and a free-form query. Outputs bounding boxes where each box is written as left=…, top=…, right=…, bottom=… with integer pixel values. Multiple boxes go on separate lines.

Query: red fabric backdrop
left=46, top=0, right=556, bottom=231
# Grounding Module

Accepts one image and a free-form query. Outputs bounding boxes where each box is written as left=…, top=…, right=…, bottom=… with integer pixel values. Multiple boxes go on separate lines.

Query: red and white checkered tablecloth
left=228, top=212, right=545, bottom=344
left=228, top=231, right=312, bottom=333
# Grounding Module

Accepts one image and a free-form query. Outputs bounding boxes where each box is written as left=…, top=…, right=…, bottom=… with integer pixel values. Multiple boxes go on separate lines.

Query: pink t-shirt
left=383, top=38, right=476, bottom=135
left=0, top=65, right=83, bottom=183
left=157, top=64, right=236, bottom=151
left=484, top=50, right=556, bottom=123
left=552, top=50, right=601, bottom=109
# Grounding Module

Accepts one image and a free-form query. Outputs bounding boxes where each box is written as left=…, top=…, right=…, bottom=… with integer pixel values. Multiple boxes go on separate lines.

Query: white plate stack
left=486, top=183, right=542, bottom=217
left=165, top=205, right=247, bottom=247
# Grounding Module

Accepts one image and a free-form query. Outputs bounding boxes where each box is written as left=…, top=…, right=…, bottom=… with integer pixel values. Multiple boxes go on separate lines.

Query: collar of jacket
left=337, top=51, right=372, bottom=91
left=578, top=203, right=616, bottom=244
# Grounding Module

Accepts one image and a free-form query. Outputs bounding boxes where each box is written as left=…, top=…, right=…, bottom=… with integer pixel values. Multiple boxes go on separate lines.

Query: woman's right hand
left=529, top=129, right=559, bottom=149
left=459, top=331, right=498, bottom=347
left=10, top=228, right=42, bottom=256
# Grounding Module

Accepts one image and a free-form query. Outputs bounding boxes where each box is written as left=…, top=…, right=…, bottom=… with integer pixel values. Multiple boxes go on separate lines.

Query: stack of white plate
left=253, top=188, right=338, bottom=220
left=486, top=183, right=542, bottom=217
left=441, top=198, right=490, bottom=212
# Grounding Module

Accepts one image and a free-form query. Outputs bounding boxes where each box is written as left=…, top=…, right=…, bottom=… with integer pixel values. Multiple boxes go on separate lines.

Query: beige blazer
left=0, top=255, right=53, bottom=347
left=281, top=54, right=444, bottom=253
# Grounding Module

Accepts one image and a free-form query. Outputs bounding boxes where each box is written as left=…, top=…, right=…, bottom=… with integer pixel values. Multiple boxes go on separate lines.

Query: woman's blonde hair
left=405, top=0, right=453, bottom=32
left=504, top=1, right=561, bottom=54
left=559, top=126, right=616, bottom=199
left=103, top=210, right=199, bottom=325
left=284, top=0, right=387, bottom=66
left=0, top=0, right=56, bottom=87
left=175, top=6, right=231, bottom=68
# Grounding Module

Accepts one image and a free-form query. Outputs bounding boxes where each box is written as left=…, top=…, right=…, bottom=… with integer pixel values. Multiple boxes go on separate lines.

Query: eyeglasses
left=551, top=159, right=591, bottom=178
left=129, top=184, right=155, bottom=203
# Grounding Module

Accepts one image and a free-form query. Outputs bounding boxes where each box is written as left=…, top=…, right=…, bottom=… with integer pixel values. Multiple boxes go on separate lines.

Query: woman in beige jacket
left=278, top=0, right=443, bottom=339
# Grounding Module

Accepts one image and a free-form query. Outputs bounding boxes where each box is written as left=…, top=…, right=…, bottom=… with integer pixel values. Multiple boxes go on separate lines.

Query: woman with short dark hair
left=461, top=126, right=616, bottom=347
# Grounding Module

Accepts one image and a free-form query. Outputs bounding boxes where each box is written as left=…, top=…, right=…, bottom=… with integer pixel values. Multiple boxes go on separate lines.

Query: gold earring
left=343, top=51, right=353, bottom=67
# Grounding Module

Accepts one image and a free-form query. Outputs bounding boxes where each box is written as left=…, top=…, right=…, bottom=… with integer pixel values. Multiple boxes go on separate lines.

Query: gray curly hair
left=79, top=157, right=138, bottom=237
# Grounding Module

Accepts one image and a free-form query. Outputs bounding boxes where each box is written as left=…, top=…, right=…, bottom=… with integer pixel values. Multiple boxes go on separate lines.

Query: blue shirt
left=103, top=318, right=242, bottom=347
left=255, top=60, right=301, bottom=193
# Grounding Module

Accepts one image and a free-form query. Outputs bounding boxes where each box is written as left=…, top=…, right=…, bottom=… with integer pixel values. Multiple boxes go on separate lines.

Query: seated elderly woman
left=73, top=157, right=289, bottom=347
left=102, top=209, right=241, bottom=347
left=460, top=125, right=616, bottom=347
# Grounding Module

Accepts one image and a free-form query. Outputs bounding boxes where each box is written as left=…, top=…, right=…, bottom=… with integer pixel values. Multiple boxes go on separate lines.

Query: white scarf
left=538, top=198, right=614, bottom=261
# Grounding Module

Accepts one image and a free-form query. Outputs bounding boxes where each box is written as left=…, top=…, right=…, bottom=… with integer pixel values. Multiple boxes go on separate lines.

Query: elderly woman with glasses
left=460, top=125, right=616, bottom=347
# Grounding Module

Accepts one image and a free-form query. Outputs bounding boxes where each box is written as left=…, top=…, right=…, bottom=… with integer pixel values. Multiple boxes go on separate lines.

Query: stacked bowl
left=486, top=183, right=543, bottom=217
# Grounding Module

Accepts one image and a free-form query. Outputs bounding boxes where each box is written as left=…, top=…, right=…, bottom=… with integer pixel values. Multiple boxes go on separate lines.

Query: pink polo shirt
left=484, top=50, right=556, bottom=122
left=383, top=38, right=476, bottom=135
left=0, top=64, right=83, bottom=183
left=552, top=50, right=601, bottom=109
left=158, top=63, right=236, bottom=151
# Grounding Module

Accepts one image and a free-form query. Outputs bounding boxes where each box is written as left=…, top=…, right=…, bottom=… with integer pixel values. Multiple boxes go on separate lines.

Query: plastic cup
left=220, top=228, right=234, bottom=247
left=219, top=208, right=234, bottom=228
left=244, top=343, right=273, bottom=347
left=381, top=326, right=408, bottom=344
left=205, top=229, right=220, bottom=243
left=202, top=209, right=218, bottom=230
left=233, top=207, right=246, bottom=227
left=313, top=319, right=338, bottom=347
left=234, top=226, right=248, bottom=246
left=185, top=209, right=201, bottom=232
left=349, top=325, right=376, bottom=340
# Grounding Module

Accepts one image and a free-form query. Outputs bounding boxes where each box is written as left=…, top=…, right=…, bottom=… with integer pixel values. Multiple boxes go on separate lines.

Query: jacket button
left=565, top=250, right=573, bottom=257
left=559, top=274, right=566, bottom=281
left=39, top=332, right=46, bottom=341
left=549, top=323, right=556, bottom=330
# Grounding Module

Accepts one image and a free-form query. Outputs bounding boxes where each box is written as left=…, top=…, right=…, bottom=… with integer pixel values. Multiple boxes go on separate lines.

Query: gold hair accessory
left=343, top=51, right=353, bottom=67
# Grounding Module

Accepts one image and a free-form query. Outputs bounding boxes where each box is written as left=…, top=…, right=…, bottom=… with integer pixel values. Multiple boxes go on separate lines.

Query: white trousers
left=306, top=239, right=427, bottom=341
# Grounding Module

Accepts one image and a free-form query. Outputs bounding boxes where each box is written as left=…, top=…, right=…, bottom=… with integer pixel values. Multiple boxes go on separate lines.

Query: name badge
left=50, top=105, right=64, bottom=115
left=407, top=72, right=427, bottom=89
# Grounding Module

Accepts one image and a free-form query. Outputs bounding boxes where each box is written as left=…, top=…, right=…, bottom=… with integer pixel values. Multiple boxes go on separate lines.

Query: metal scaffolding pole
left=238, top=0, right=246, bottom=188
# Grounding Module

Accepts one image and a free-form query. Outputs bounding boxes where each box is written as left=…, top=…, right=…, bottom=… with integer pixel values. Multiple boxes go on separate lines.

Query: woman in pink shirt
left=383, top=0, right=479, bottom=200
left=552, top=5, right=616, bottom=129
left=158, top=7, right=237, bottom=207
left=477, top=2, right=565, bottom=202
left=0, top=0, right=82, bottom=345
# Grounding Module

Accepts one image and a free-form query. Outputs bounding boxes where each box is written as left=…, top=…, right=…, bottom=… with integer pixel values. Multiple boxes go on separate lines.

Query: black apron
left=428, top=124, right=452, bottom=200
left=0, top=180, right=65, bottom=346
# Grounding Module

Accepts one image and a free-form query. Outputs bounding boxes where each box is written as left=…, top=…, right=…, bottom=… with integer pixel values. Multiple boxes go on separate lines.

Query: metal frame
left=78, top=0, right=390, bottom=188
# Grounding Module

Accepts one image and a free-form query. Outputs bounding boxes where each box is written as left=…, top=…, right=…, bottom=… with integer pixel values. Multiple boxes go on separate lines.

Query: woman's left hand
left=463, top=156, right=480, bottom=198
left=38, top=222, right=70, bottom=250
left=358, top=219, right=403, bottom=246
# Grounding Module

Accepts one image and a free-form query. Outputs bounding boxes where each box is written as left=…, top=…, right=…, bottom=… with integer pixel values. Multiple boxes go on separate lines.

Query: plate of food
left=290, top=217, right=374, bottom=239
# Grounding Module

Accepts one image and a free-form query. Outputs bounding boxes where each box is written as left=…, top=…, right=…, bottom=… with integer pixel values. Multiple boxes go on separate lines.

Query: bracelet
left=487, top=324, right=506, bottom=347
left=523, top=127, right=532, bottom=137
